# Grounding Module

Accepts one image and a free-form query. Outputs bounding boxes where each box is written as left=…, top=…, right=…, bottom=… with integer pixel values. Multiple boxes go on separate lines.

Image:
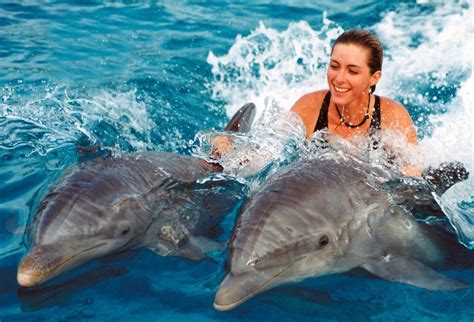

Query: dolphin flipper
left=179, top=236, right=225, bottom=260
left=145, top=176, right=245, bottom=260
left=362, top=257, right=468, bottom=291
left=148, top=236, right=224, bottom=260
left=224, top=103, right=256, bottom=133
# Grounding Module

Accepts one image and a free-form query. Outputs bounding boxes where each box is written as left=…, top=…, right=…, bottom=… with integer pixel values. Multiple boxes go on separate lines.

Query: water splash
left=1, top=86, right=156, bottom=157
left=192, top=107, right=306, bottom=177
left=207, top=16, right=343, bottom=119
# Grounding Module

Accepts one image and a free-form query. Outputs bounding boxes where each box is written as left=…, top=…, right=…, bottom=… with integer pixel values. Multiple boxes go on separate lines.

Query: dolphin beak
left=214, top=270, right=277, bottom=311
left=18, top=242, right=110, bottom=288
left=17, top=267, right=41, bottom=288
left=17, top=244, right=71, bottom=288
left=17, top=250, right=52, bottom=288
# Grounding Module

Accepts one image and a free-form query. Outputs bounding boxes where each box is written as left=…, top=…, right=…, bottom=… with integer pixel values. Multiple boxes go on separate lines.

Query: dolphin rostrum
left=214, top=152, right=472, bottom=311
left=18, top=103, right=256, bottom=288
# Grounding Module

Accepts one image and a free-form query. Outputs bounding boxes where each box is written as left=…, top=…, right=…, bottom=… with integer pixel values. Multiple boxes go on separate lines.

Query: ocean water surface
left=1, top=0, right=473, bottom=320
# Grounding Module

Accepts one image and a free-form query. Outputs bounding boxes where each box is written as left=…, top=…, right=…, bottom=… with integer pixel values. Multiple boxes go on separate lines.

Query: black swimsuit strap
left=314, top=91, right=331, bottom=132
left=368, top=95, right=381, bottom=150
left=370, top=95, right=381, bottom=130
left=313, top=91, right=381, bottom=132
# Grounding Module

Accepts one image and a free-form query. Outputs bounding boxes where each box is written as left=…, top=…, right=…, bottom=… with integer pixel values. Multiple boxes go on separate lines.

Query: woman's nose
left=334, top=70, right=346, bottom=83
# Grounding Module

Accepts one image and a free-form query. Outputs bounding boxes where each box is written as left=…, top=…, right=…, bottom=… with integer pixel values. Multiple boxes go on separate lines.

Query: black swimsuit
left=314, top=91, right=381, bottom=132
left=313, top=91, right=381, bottom=149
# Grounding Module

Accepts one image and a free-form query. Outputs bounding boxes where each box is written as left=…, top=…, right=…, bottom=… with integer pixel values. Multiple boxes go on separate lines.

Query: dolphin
left=214, top=152, right=473, bottom=311
left=17, top=103, right=256, bottom=288
left=17, top=152, right=246, bottom=288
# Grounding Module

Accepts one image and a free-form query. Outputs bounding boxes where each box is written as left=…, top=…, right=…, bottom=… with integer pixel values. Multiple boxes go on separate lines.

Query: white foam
left=65, top=90, right=155, bottom=152
left=420, top=75, right=474, bottom=170
left=1, top=87, right=156, bottom=156
left=192, top=109, right=306, bottom=177
left=207, top=17, right=343, bottom=120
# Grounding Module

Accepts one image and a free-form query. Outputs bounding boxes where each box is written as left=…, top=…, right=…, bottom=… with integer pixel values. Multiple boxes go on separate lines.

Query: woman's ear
left=370, top=70, right=382, bottom=87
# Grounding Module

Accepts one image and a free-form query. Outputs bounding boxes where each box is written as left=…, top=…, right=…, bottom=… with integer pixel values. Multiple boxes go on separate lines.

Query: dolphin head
left=214, top=226, right=341, bottom=311
left=18, top=168, right=151, bottom=288
left=214, top=159, right=368, bottom=310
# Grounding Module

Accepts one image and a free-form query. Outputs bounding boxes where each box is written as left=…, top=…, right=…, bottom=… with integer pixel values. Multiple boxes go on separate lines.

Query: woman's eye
left=349, top=70, right=358, bottom=75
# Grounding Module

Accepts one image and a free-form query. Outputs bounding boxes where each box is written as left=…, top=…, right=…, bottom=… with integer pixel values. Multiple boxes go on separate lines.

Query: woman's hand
left=211, top=135, right=233, bottom=158
left=402, top=163, right=422, bottom=177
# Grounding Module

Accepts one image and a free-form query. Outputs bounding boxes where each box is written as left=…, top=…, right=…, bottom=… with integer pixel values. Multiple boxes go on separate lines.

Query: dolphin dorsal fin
left=224, top=103, right=256, bottom=133
left=362, top=256, right=468, bottom=291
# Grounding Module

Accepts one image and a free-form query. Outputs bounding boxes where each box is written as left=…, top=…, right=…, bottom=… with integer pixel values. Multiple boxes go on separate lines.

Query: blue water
left=1, top=1, right=473, bottom=320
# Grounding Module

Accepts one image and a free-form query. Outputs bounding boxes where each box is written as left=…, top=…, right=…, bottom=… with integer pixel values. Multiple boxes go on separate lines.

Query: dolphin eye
left=319, top=235, right=329, bottom=247
left=121, top=228, right=130, bottom=236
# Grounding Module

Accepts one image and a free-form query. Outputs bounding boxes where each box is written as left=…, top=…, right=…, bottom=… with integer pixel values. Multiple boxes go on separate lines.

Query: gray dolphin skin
left=17, top=152, right=244, bottom=288
left=214, top=153, right=473, bottom=311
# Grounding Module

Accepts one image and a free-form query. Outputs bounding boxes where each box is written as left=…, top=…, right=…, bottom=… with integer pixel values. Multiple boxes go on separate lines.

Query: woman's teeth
left=334, top=86, right=350, bottom=93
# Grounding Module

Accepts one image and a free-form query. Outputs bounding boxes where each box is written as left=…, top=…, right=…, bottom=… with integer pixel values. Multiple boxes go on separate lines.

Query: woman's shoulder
left=378, top=95, right=417, bottom=135
left=378, top=96, right=412, bottom=121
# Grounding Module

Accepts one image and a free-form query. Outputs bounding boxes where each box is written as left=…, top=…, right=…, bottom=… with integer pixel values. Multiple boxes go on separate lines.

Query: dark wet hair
left=331, top=29, right=383, bottom=93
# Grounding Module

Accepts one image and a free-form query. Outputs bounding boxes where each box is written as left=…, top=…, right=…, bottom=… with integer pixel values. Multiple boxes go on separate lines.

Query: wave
left=1, top=86, right=158, bottom=157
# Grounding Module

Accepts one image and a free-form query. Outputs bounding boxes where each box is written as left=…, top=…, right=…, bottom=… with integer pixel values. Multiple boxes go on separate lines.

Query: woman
left=213, top=29, right=421, bottom=176
left=291, top=29, right=421, bottom=176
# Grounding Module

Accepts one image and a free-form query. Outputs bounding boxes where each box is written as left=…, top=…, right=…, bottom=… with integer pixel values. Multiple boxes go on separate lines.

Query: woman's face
left=327, top=43, right=381, bottom=106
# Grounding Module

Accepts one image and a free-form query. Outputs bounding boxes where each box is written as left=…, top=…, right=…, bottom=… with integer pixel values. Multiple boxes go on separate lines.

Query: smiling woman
left=291, top=29, right=420, bottom=176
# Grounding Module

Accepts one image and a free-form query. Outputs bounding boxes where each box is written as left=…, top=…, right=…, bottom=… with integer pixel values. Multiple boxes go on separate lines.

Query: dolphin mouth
left=214, top=264, right=293, bottom=311
left=214, top=272, right=262, bottom=311
left=17, top=242, right=108, bottom=288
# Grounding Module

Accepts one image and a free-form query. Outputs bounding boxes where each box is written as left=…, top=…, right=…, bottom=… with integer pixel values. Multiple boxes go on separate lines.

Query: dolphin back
left=29, top=153, right=211, bottom=246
